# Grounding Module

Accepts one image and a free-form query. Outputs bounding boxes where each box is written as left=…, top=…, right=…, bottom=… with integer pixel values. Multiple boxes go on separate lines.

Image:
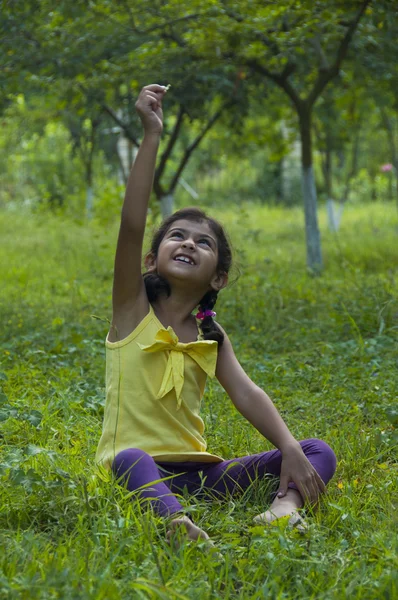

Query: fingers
left=308, top=471, right=326, bottom=504
left=295, top=480, right=311, bottom=505
left=298, top=474, right=325, bottom=506
left=315, top=470, right=326, bottom=494
left=136, top=90, right=164, bottom=113
left=145, top=91, right=163, bottom=111
left=307, top=480, right=320, bottom=505
left=277, top=474, right=289, bottom=498
left=136, top=84, right=169, bottom=113
left=143, top=83, right=168, bottom=93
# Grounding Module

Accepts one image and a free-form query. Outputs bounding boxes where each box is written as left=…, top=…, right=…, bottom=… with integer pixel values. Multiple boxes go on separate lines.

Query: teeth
left=175, top=256, right=194, bottom=264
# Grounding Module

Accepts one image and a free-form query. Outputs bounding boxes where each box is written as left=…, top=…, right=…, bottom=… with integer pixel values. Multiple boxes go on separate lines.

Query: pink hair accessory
left=195, top=309, right=216, bottom=320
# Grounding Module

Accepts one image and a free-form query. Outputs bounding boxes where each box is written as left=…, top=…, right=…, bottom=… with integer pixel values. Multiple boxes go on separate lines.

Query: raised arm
left=109, top=84, right=168, bottom=342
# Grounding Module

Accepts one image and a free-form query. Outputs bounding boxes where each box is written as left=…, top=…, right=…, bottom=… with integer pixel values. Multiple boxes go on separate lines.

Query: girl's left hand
left=278, top=441, right=326, bottom=505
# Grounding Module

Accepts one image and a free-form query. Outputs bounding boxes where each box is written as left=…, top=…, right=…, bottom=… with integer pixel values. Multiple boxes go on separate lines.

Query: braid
left=198, top=289, right=224, bottom=346
left=143, top=272, right=171, bottom=302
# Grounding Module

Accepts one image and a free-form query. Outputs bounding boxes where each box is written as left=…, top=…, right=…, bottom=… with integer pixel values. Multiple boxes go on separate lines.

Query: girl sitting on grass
left=96, top=83, right=336, bottom=545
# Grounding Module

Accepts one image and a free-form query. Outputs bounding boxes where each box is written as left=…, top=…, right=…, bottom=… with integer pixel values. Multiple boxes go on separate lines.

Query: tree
left=172, top=0, right=371, bottom=271
left=2, top=0, right=246, bottom=216
left=355, top=1, right=398, bottom=214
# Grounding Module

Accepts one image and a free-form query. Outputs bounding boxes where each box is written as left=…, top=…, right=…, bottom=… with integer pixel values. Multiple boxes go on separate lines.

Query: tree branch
left=155, top=105, right=186, bottom=189
left=221, top=2, right=283, bottom=55
left=168, top=101, right=235, bottom=193
left=307, top=0, right=371, bottom=107
left=101, top=104, right=140, bottom=147
left=115, top=0, right=138, bottom=31
left=245, top=58, right=303, bottom=112
left=160, top=28, right=187, bottom=48
left=342, top=114, right=362, bottom=203
left=311, top=35, right=329, bottom=71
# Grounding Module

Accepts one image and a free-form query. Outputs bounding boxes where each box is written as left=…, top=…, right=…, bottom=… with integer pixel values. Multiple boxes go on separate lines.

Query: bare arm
left=109, top=84, right=168, bottom=341
left=215, top=325, right=326, bottom=503
left=215, top=327, right=297, bottom=451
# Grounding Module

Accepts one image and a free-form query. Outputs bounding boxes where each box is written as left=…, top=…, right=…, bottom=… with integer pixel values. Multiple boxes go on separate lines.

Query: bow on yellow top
left=138, top=327, right=218, bottom=409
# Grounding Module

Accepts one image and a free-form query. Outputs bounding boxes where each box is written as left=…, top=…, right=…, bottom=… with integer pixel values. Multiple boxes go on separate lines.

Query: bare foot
left=166, top=516, right=224, bottom=561
left=253, top=489, right=307, bottom=532
left=166, top=516, right=210, bottom=547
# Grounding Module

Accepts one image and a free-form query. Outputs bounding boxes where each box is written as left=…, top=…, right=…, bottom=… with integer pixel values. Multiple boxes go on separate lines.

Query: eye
left=170, top=231, right=183, bottom=238
left=198, top=238, right=210, bottom=246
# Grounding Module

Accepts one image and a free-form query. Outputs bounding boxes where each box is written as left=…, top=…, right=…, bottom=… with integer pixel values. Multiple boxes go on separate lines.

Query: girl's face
left=146, top=219, right=227, bottom=293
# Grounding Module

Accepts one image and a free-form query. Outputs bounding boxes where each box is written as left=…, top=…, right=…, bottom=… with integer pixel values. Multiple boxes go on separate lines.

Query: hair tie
left=195, top=309, right=216, bottom=320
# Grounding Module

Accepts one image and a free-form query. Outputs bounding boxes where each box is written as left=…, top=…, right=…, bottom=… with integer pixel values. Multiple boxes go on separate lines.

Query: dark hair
left=143, top=207, right=232, bottom=346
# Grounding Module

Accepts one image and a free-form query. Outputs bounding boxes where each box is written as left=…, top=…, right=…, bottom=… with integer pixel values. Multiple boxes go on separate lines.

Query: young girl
left=96, top=84, right=336, bottom=544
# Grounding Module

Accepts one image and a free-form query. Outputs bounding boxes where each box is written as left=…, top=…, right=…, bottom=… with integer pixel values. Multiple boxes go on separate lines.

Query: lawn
left=0, top=202, right=397, bottom=599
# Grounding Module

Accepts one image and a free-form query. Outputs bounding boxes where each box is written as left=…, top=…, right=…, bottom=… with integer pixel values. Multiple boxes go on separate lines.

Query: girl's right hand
left=135, top=84, right=168, bottom=135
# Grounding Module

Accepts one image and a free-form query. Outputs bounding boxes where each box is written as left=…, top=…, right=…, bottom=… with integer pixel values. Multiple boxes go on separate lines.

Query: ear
left=210, top=271, right=228, bottom=292
left=144, top=252, right=157, bottom=272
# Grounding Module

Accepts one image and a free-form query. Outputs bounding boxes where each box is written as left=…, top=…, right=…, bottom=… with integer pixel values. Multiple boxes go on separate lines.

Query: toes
left=288, top=513, right=308, bottom=533
left=253, top=511, right=273, bottom=524
left=253, top=510, right=307, bottom=529
left=169, top=517, right=188, bottom=530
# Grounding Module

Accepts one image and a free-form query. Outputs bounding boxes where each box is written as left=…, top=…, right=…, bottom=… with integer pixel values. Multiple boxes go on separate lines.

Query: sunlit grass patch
left=0, top=203, right=397, bottom=599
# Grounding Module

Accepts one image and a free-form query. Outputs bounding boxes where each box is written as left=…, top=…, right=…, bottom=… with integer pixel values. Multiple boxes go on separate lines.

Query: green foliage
left=0, top=96, right=120, bottom=216
left=1, top=0, right=398, bottom=220
left=0, top=99, right=83, bottom=210
left=0, top=203, right=397, bottom=599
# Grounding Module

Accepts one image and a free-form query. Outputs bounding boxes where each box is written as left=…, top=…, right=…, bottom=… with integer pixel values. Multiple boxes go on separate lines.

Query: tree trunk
left=298, top=107, right=323, bottom=272
left=327, top=199, right=344, bottom=232
left=85, top=159, right=93, bottom=220
left=323, top=136, right=339, bottom=232
left=273, top=158, right=284, bottom=203
left=160, top=194, right=174, bottom=218
left=325, top=141, right=332, bottom=199
left=86, top=186, right=94, bottom=220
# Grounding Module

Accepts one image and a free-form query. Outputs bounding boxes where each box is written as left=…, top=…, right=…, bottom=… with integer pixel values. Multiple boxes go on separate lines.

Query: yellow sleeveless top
left=95, top=304, right=224, bottom=469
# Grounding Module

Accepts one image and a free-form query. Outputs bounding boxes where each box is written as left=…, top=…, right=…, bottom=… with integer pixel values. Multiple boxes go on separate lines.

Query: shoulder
left=108, top=286, right=150, bottom=343
left=214, top=322, right=257, bottom=405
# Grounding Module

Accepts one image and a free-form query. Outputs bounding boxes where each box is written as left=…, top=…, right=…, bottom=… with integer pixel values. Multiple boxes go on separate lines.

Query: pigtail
left=143, top=272, right=171, bottom=302
left=198, top=290, right=225, bottom=346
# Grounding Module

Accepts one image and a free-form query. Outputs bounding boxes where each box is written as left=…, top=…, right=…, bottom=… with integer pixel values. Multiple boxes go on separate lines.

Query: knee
left=112, top=448, right=153, bottom=477
left=303, top=438, right=337, bottom=475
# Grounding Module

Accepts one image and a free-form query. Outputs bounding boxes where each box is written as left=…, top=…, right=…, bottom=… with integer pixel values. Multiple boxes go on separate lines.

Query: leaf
left=328, top=503, right=344, bottom=511
left=0, top=372, right=8, bottom=381
left=24, top=444, right=45, bottom=456
left=53, top=467, right=71, bottom=479
left=25, top=410, right=43, bottom=427
left=11, top=467, right=44, bottom=490
left=0, top=409, right=10, bottom=422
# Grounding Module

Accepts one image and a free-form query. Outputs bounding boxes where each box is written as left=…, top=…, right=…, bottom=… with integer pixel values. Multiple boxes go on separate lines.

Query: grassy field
left=0, top=202, right=397, bottom=599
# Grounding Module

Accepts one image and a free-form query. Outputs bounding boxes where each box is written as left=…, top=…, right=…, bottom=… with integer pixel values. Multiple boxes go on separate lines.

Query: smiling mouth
left=173, top=255, right=195, bottom=265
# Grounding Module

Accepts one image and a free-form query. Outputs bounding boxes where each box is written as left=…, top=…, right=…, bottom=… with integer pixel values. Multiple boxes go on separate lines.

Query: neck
left=152, top=287, right=207, bottom=326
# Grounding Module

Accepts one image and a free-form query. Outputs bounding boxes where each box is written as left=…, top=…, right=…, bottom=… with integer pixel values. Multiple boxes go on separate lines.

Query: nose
left=182, top=238, right=195, bottom=250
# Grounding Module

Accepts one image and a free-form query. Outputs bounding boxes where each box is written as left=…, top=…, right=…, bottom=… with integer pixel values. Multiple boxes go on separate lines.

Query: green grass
left=0, top=202, right=397, bottom=599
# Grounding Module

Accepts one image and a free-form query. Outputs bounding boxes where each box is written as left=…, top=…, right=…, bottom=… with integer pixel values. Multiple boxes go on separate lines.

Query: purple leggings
left=111, top=439, right=336, bottom=518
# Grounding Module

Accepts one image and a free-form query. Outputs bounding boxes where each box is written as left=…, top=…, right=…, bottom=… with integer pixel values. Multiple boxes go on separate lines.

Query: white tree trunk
left=327, top=198, right=345, bottom=232
left=86, top=186, right=93, bottom=220
left=160, top=194, right=174, bottom=218
left=281, top=123, right=301, bottom=200
left=302, top=166, right=322, bottom=271
left=117, top=135, right=136, bottom=185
